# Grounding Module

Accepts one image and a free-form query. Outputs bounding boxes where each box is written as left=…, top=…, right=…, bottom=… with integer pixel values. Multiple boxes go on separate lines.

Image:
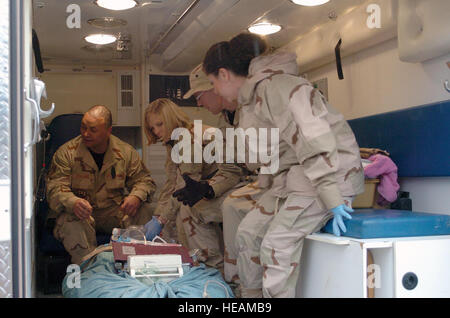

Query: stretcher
left=62, top=250, right=233, bottom=298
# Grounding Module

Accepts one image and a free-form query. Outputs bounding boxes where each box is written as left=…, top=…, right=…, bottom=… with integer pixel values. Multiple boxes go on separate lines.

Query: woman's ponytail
left=203, top=32, right=268, bottom=77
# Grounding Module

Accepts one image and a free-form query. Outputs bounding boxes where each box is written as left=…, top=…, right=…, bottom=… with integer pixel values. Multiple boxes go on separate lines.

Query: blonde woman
left=143, top=98, right=244, bottom=271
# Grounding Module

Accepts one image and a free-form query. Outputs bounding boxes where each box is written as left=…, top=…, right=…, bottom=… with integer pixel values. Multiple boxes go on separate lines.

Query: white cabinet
left=296, top=233, right=450, bottom=298
left=393, top=239, right=450, bottom=297
left=116, top=71, right=140, bottom=126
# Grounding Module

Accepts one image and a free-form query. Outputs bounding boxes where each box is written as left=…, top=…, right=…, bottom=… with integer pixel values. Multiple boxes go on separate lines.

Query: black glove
left=173, top=174, right=215, bottom=207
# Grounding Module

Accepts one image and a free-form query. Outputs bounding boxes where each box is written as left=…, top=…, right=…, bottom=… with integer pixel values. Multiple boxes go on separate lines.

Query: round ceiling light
left=248, top=23, right=282, bottom=35
left=94, top=0, right=138, bottom=11
left=84, top=33, right=117, bottom=45
left=291, top=0, right=330, bottom=6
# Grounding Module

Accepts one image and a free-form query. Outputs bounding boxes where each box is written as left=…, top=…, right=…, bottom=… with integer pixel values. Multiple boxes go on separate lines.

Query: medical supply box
left=352, top=179, right=379, bottom=208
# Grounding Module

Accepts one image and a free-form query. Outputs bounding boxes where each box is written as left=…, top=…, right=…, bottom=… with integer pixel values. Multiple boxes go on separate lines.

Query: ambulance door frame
left=10, top=0, right=34, bottom=298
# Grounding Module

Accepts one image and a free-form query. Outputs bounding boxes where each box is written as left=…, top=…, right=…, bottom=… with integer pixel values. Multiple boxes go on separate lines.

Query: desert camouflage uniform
left=232, top=52, right=364, bottom=297
left=222, top=179, right=264, bottom=285
left=214, top=109, right=265, bottom=285
left=155, top=125, right=245, bottom=270
left=46, top=135, right=156, bottom=265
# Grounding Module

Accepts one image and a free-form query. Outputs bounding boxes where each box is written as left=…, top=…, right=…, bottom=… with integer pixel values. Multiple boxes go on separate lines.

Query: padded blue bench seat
left=322, top=209, right=450, bottom=239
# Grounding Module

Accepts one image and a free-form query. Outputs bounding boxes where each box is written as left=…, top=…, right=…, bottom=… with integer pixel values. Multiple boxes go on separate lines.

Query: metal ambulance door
left=0, top=0, right=12, bottom=299
left=4, top=0, right=41, bottom=298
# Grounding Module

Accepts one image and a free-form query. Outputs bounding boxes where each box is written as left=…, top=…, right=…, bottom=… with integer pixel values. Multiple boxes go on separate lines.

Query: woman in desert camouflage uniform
left=203, top=33, right=364, bottom=297
left=143, top=98, right=244, bottom=272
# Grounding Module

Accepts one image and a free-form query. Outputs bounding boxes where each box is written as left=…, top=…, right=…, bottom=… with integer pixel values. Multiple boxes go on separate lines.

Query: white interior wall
left=39, top=70, right=118, bottom=125
left=398, top=177, right=450, bottom=215
left=304, top=38, right=450, bottom=215
left=306, top=38, right=450, bottom=119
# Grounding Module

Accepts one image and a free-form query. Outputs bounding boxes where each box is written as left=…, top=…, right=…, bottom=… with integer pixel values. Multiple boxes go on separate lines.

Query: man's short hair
left=86, top=105, right=112, bottom=128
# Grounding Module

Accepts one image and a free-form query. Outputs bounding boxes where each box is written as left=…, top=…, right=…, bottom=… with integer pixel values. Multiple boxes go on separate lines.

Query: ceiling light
left=84, top=33, right=117, bottom=45
left=248, top=23, right=282, bottom=35
left=95, top=0, right=138, bottom=11
left=291, top=0, right=330, bottom=6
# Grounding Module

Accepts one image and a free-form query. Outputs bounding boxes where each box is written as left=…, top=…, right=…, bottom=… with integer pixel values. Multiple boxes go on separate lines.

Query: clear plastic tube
left=203, top=280, right=230, bottom=298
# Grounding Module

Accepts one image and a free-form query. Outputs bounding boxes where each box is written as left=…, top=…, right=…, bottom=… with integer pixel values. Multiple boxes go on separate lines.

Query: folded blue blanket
left=62, top=251, right=233, bottom=298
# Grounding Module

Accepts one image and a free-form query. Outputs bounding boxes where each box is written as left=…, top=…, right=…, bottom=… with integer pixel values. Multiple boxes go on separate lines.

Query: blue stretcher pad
left=322, top=209, right=450, bottom=239
left=62, top=251, right=234, bottom=298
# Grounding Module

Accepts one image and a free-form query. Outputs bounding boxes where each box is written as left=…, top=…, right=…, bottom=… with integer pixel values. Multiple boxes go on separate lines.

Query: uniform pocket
left=105, top=164, right=126, bottom=190
left=278, top=195, right=318, bottom=230
left=71, top=172, right=94, bottom=190
left=71, top=172, right=94, bottom=201
left=103, top=164, right=126, bottom=207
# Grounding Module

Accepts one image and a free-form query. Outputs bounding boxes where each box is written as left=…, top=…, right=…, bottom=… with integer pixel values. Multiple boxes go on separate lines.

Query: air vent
left=120, top=75, right=133, bottom=107
left=117, top=71, right=140, bottom=126
left=121, top=74, right=133, bottom=90
left=121, top=92, right=133, bottom=107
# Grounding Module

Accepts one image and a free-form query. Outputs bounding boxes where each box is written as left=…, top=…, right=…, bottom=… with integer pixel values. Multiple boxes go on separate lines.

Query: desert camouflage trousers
left=221, top=181, right=266, bottom=284
left=53, top=202, right=153, bottom=265
left=234, top=190, right=354, bottom=298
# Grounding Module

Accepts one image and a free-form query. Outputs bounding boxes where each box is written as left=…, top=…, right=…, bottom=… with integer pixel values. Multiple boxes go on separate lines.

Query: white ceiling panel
left=33, top=0, right=368, bottom=72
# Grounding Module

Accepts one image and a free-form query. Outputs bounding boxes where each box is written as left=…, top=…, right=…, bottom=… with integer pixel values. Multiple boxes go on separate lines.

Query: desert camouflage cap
left=183, top=64, right=213, bottom=99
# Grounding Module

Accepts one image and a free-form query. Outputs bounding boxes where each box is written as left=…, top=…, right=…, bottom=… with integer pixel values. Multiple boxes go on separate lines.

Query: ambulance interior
left=5, top=0, right=450, bottom=298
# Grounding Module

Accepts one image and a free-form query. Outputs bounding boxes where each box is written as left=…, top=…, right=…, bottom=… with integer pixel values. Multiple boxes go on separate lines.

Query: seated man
left=46, top=105, right=156, bottom=265
left=183, top=65, right=265, bottom=287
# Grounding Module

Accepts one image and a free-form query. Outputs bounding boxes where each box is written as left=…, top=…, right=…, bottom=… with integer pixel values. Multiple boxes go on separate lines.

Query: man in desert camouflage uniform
left=184, top=64, right=238, bottom=131
left=46, top=105, right=156, bottom=265
left=184, top=65, right=265, bottom=287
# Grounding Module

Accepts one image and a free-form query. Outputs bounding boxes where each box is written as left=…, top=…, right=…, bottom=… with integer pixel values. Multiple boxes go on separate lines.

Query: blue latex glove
left=117, top=236, right=131, bottom=243
left=331, top=204, right=354, bottom=237
left=144, top=216, right=163, bottom=241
